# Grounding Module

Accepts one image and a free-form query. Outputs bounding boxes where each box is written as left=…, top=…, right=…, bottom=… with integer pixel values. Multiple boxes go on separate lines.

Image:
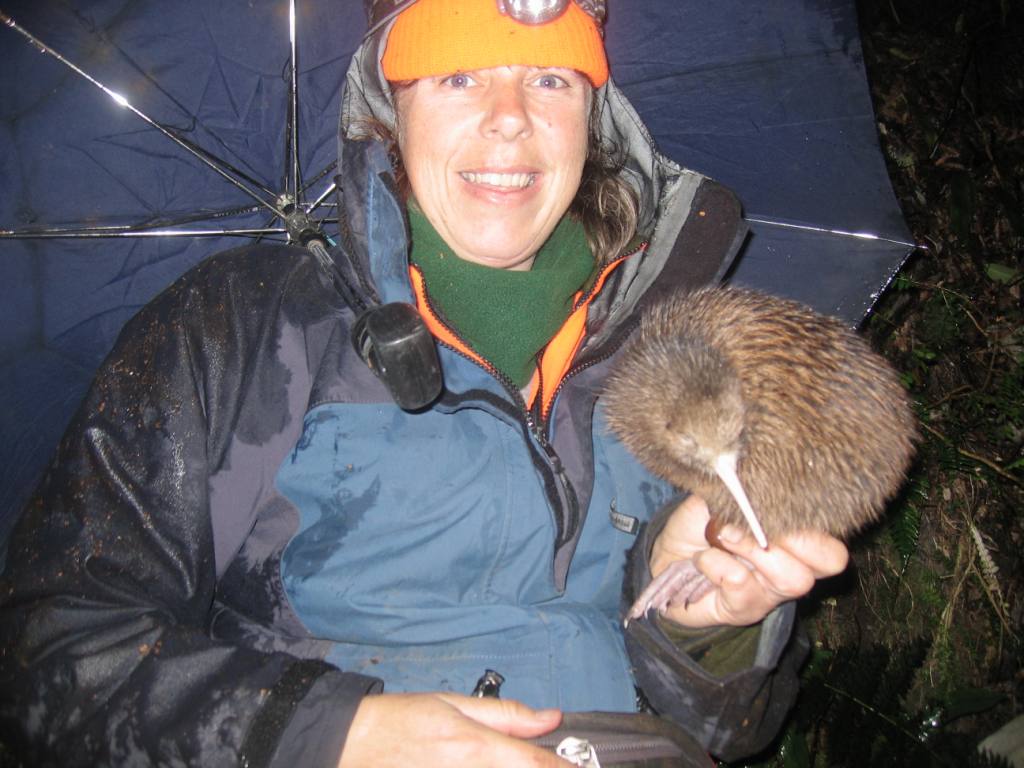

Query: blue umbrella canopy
left=607, top=1, right=915, bottom=316
left=0, top=0, right=914, bottom=539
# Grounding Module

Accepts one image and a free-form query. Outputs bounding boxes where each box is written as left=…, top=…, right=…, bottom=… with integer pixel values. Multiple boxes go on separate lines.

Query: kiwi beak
left=714, top=452, right=769, bottom=548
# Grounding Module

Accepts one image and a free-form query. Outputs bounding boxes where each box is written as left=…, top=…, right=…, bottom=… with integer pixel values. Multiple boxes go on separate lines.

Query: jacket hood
left=336, top=17, right=718, bottom=326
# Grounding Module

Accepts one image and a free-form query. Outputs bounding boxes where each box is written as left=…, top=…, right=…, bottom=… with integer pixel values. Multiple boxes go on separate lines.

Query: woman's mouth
left=459, top=171, right=537, bottom=189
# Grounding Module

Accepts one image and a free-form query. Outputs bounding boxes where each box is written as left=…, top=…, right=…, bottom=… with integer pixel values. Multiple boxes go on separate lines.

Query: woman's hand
left=650, top=494, right=849, bottom=628
left=338, top=692, right=565, bottom=767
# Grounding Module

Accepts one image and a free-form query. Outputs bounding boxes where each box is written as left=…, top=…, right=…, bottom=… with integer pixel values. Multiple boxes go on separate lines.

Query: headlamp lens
left=497, top=0, right=570, bottom=25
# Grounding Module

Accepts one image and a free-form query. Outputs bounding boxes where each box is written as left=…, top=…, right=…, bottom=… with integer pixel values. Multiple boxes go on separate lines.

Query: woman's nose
left=480, top=80, right=531, bottom=141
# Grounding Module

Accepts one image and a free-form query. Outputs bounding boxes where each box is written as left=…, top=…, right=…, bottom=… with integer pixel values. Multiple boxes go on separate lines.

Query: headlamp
left=501, top=0, right=606, bottom=25
left=497, top=0, right=569, bottom=25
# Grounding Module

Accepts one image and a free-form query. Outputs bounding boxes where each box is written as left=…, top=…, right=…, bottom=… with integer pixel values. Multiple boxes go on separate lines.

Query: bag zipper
left=557, top=736, right=603, bottom=767
left=549, top=734, right=687, bottom=764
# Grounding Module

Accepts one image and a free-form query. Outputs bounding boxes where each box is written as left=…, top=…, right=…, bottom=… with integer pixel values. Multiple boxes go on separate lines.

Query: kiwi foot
left=626, top=559, right=714, bottom=624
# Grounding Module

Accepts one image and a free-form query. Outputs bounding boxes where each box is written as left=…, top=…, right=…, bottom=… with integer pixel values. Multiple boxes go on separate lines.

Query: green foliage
left=917, top=291, right=967, bottom=355
left=885, top=475, right=928, bottom=572
left=743, top=2, right=1024, bottom=766
left=948, top=171, right=977, bottom=245
left=991, top=188, right=1024, bottom=238
left=719, top=644, right=1006, bottom=768
left=974, top=751, right=1017, bottom=768
left=983, top=263, right=1019, bottom=285
left=967, top=366, right=1024, bottom=445
left=892, top=274, right=914, bottom=292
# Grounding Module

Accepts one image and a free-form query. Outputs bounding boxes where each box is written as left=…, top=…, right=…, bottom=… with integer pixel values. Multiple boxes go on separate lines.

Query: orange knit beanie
left=381, top=0, right=608, bottom=87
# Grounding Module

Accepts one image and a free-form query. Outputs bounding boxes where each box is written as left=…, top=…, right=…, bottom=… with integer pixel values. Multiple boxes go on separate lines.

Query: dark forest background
left=723, top=0, right=1023, bottom=765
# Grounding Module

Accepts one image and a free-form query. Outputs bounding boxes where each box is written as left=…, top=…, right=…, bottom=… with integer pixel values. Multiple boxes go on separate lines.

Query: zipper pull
left=470, top=669, right=504, bottom=698
left=526, top=415, right=562, bottom=471
left=556, top=736, right=602, bottom=767
left=529, top=422, right=580, bottom=548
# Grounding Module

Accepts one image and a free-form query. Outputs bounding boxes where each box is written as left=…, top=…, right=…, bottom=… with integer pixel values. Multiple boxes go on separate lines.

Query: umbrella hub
left=278, top=196, right=322, bottom=247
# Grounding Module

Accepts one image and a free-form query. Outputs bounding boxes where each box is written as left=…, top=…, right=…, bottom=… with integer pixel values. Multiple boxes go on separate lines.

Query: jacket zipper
left=533, top=242, right=647, bottom=428
left=537, top=316, right=637, bottom=429
left=411, top=239, right=645, bottom=550
left=416, top=286, right=581, bottom=550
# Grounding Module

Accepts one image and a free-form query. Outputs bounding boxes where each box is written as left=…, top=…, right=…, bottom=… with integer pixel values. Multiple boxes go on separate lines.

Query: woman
left=0, top=1, right=847, bottom=766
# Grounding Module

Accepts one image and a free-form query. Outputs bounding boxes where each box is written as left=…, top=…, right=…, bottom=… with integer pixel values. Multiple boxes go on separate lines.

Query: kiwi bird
left=603, top=286, right=918, bottom=620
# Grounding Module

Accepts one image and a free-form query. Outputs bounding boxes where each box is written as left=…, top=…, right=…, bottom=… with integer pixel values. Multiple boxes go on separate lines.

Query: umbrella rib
left=0, top=228, right=290, bottom=240
left=308, top=181, right=337, bottom=217
left=745, top=216, right=920, bottom=249
left=253, top=210, right=283, bottom=246
left=301, top=164, right=342, bottom=240
left=288, top=0, right=303, bottom=204
left=0, top=10, right=287, bottom=221
left=85, top=27, right=278, bottom=200
left=0, top=204, right=267, bottom=238
left=299, top=158, right=339, bottom=195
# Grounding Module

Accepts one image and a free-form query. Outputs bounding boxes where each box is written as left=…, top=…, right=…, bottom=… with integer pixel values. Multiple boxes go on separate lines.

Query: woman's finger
left=711, top=524, right=848, bottom=579
left=768, top=529, right=850, bottom=578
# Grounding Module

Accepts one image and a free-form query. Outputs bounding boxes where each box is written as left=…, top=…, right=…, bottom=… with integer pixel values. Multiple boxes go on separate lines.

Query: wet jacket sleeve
left=0, top=275, right=380, bottom=767
left=622, top=502, right=808, bottom=762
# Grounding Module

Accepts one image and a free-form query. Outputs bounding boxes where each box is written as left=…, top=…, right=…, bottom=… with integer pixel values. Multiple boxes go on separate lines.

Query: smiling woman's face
left=395, top=65, right=591, bottom=271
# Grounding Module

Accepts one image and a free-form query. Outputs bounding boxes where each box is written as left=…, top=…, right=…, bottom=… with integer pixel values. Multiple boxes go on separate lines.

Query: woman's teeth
left=460, top=171, right=536, bottom=189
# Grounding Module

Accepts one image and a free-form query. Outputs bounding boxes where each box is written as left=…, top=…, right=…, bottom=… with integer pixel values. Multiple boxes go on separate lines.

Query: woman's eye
left=534, top=73, right=568, bottom=89
left=442, top=73, right=475, bottom=89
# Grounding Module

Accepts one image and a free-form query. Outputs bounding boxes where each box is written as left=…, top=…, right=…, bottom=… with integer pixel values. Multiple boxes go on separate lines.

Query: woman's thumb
left=440, top=693, right=562, bottom=738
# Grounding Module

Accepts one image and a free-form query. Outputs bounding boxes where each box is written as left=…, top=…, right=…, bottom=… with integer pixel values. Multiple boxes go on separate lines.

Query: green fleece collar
left=408, top=203, right=595, bottom=388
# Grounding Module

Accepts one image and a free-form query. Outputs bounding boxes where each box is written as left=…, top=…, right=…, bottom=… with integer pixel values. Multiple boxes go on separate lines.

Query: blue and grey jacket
left=0, top=21, right=806, bottom=768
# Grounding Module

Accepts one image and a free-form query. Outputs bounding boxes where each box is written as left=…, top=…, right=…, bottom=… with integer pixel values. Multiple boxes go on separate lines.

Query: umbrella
left=0, top=0, right=915, bottom=542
